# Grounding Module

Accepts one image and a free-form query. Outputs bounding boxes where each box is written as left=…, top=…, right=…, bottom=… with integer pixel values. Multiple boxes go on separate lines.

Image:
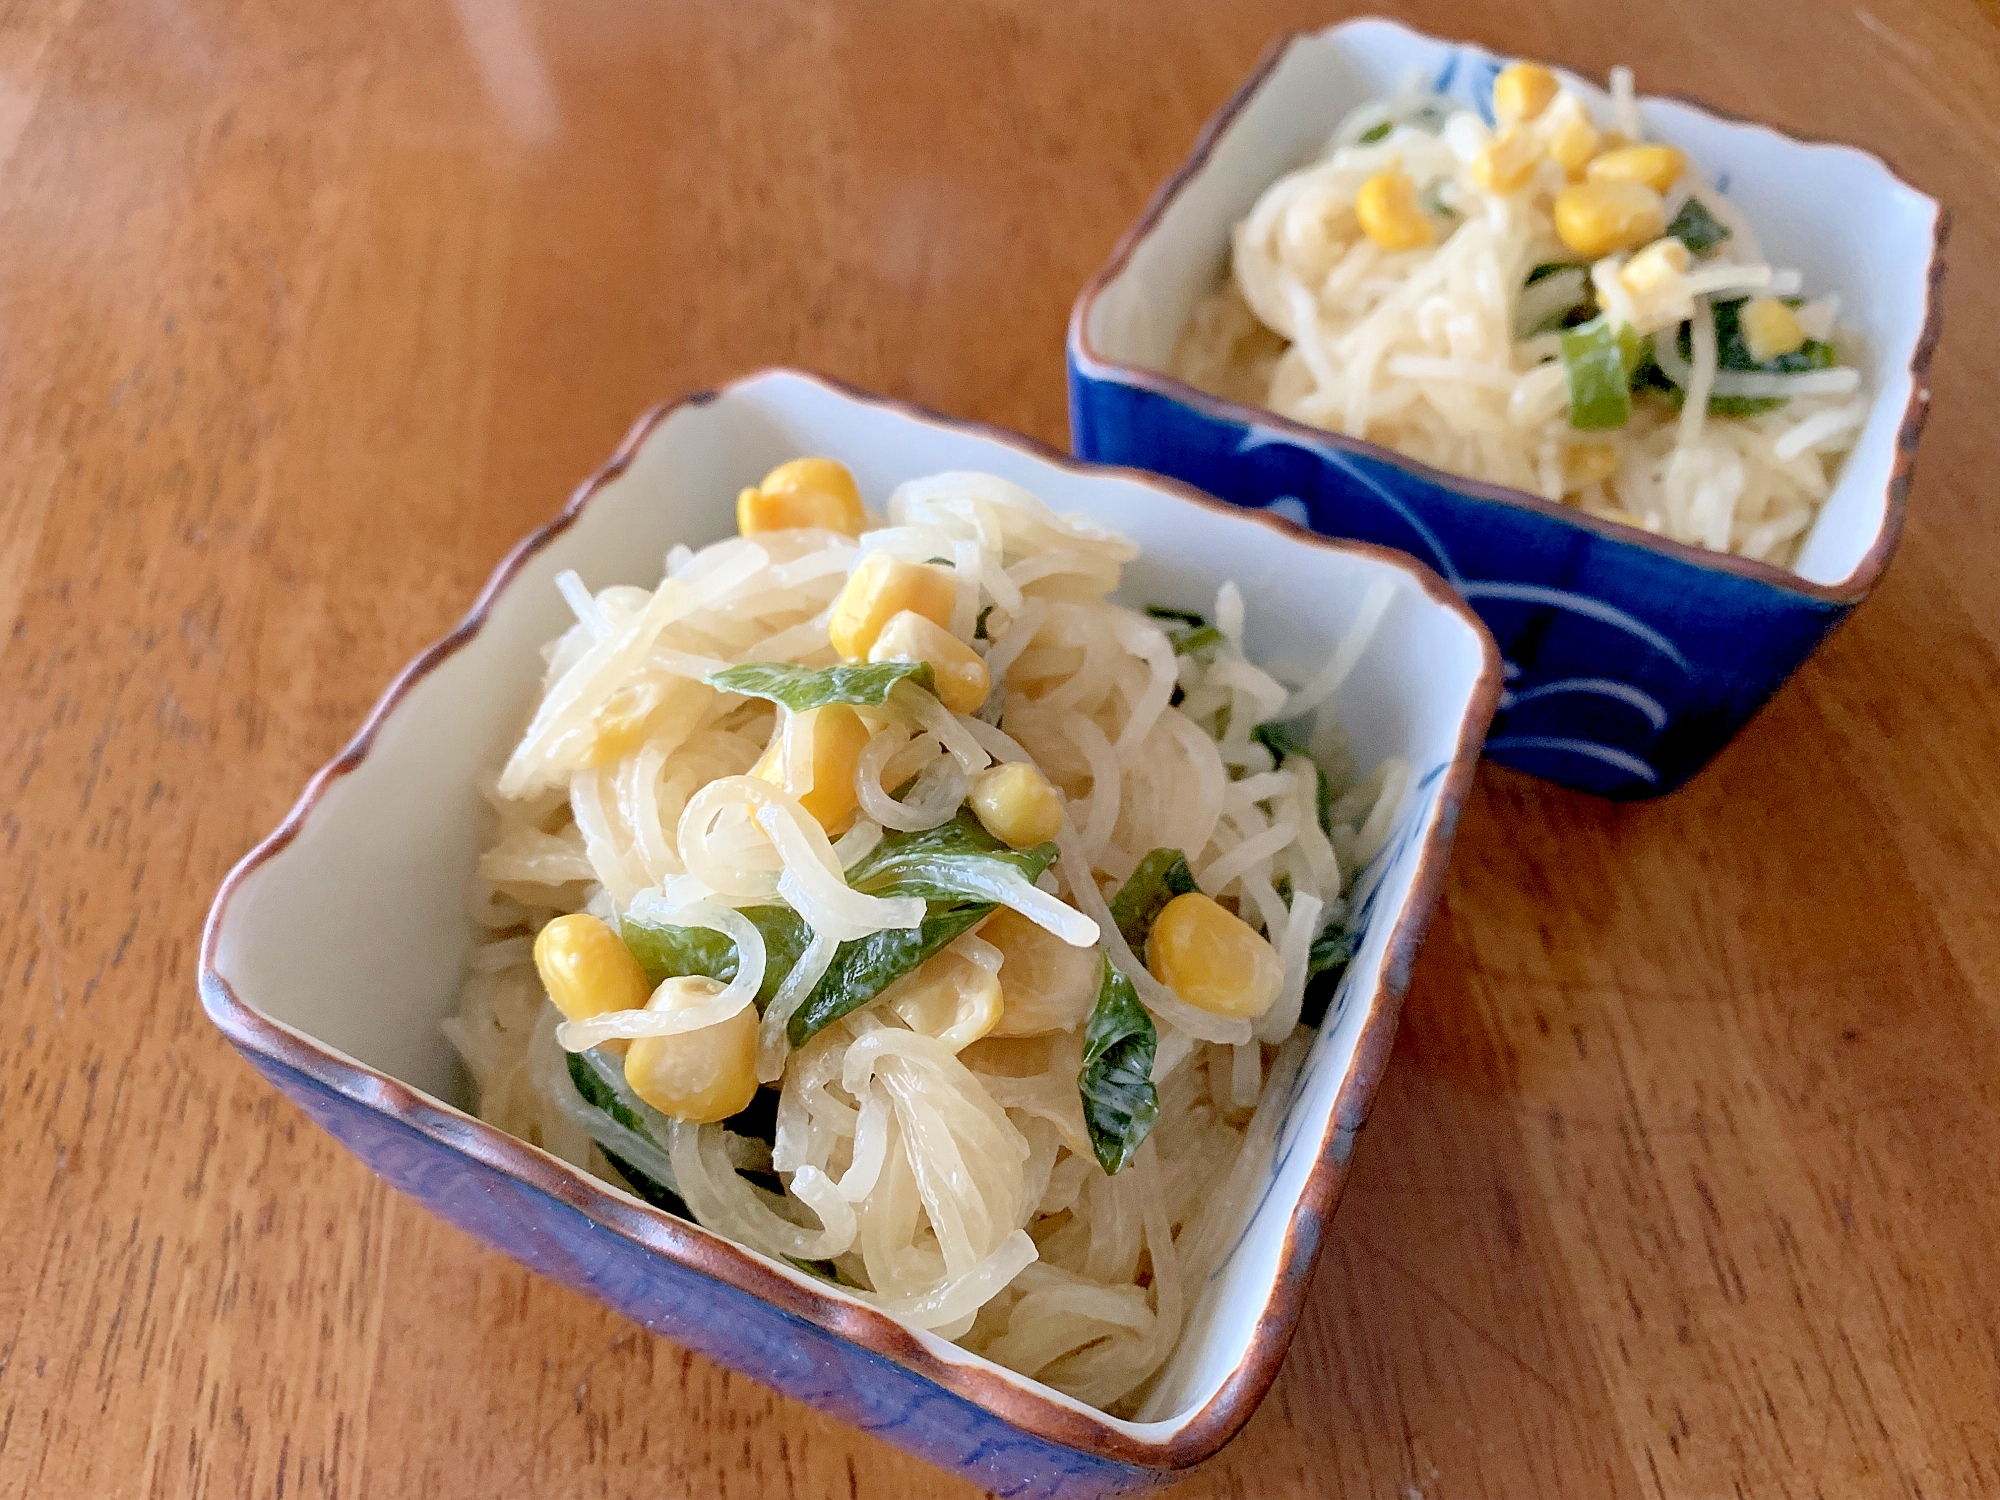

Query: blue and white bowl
left=200, top=371, right=1499, bottom=1499
left=1068, top=17, right=1946, bottom=797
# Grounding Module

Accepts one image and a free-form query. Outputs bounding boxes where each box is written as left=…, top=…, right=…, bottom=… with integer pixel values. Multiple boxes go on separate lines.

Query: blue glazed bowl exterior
left=1067, top=368, right=1845, bottom=797
left=239, top=1049, right=1170, bottom=1500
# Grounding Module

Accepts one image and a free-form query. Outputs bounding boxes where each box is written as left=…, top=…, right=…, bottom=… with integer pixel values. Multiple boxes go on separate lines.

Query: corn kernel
left=1354, top=170, right=1433, bottom=252
left=1472, top=127, right=1540, bottom=194
left=1619, top=236, right=1692, bottom=298
left=534, top=914, right=652, bottom=1024
left=580, top=684, right=661, bottom=766
left=1493, top=63, right=1560, bottom=127
left=1145, top=892, right=1283, bottom=1022
left=828, top=553, right=957, bottom=660
left=1586, top=144, right=1688, bottom=194
left=868, top=610, right=990, bottom=713
left=1739, top=296, right=1807, bottom=362
left=582, top=713, right=650, bottom=768
left=736, top=457, right=866, bottom=537
left=1548, top=117, right=1599, bottom=178
left=968, top=761, right=1064, bottom=849
left=888, top=949, right=1004, bottom=1051
left=983, top=907, right=1101, bottom=1036
left=1553, top=181, right=1667, bottom=259
left=623, top=976, right=759, bottom=1123
left=752, top=703, right=870, bottom=832
left=1562, top=441, right=1622, bottom=492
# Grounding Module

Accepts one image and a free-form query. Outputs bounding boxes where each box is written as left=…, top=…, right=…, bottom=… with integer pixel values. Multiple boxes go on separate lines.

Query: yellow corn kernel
left=888, top=949, right=1004, bottom=1051
left=1472, top=127, right=1540, bottom=194
left=1354, top=170, right=1433, bottom=252
left=1145, top=892, right=1283, bottom=1022
left=752, top=703, right=870, bottom=832
left=534, top=914, right=652, bottom=1025
left=1553, top=181, right=1667, bottom=259
left=580, top=684, right=660, bottom=766
left=983, top=906, right=1101, bottom=1035
left=828, top=553, right=957, bottom=660
left=1492, top=62, right=1561, bottom=127
left=735, top=457, right=866, bottom=537
left=1562, top=441, right=1621, bottom=492
left=968, top=761, right=1064, bottom=849
left=868, top=609, right=990, bottom=713
left=1548, top=117, right=1599, bottom=178
left=623, top=977, right=759, bottom=1123
left=1619, top=236, right=1692, bottom=297
left=1739, top=296, right=1807, bottom=362
left=1585, top=144, right=1688, bottom=194
left=582, top=709, right=650, bottom=767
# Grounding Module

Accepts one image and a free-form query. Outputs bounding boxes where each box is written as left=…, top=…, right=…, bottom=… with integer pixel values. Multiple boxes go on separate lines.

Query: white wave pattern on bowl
left=1241, top=420, right=1683, bottom=786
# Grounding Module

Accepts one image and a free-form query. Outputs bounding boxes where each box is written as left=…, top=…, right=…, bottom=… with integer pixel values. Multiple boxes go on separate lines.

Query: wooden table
left=4, top=1, right=1995, bottom=1495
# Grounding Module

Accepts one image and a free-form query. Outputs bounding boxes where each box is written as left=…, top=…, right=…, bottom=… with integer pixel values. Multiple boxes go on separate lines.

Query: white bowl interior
left=1082, top=17, right=1941, bottom=589
left=209, top=370, right=1489, bottom=1438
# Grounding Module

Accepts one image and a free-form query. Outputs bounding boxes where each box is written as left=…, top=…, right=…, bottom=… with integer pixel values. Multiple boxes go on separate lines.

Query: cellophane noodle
left=448, top=471, right=1405, bottom=1414
left=1170, top=65, right=1868, bottom=568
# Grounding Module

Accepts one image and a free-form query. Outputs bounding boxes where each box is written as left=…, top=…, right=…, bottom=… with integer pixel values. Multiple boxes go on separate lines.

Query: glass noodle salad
left=448, top=458, right=1405, bottom=1413
left=1173, top=62, right=1868, bottom=565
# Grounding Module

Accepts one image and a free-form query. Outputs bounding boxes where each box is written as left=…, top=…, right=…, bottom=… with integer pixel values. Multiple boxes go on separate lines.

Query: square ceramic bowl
left=199, top=371, right=1499, bottom=1498
left=1069, top=17, right=1946, bottom=798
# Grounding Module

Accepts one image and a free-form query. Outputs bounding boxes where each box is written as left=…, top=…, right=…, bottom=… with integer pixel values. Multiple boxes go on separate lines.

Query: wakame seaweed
left=1078, top=955, right=1159, bottom=1175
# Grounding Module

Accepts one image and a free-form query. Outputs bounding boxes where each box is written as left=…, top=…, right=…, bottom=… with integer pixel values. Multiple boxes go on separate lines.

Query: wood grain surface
left=2, top=1, right=1996, bottom=1496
